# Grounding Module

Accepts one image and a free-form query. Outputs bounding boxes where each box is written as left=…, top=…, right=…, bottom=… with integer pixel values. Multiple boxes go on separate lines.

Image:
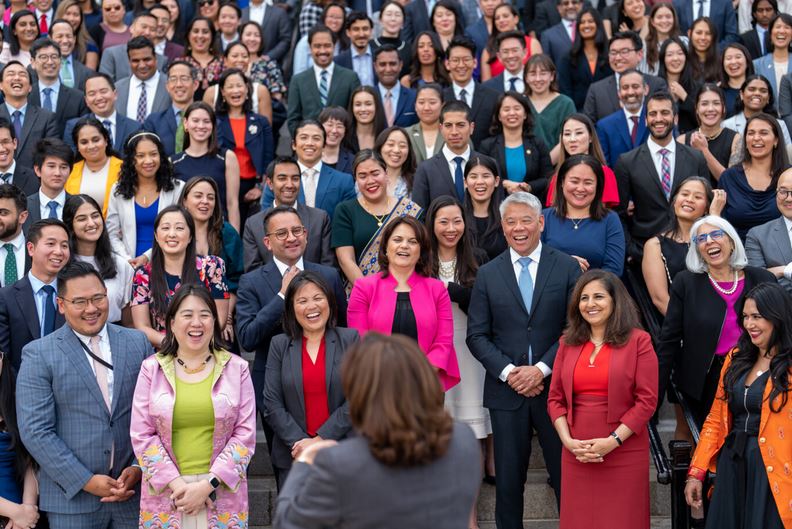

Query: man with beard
left=539, top=0, right=582, bottom=66
left=615, top=91, right=709, bottom=260
left=0, top=184, right=30, bottom=287
left=596, top=69, right=651, bottom=168
left=0, top=118, right=39, bottom=197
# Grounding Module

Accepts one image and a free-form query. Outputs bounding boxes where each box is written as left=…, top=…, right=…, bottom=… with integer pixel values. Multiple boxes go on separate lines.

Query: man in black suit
left=243, top=156, right=333, bottom=271
left=442, top=36, right=499, bottom=148
left=25, top=138, right=74, bottom=231
left=413, top=100, right=481, bottom=209
left=482, top=31, right=527, bottom=94
left=0, top=184, right=31, bottom=288
left=583, top=31, right=668, bottom=122
left=740, top=0, right=777, bottom=60
left=0, top=61, right=58, bottom=171
left=615, top=91, right=709, bottom=259
left=402, top=0, right=432, bottom=44
left=467, top=191, right=581, bottom=529
left=28, top=39, right=88, bottom=139
left=142, top=60, right=200, bottom=157
left=49, top=20, right=92, bottom=92
left=531, top=0, right=562, bottom=38
left=335, top=12, right=376, bottom=87
left=0, top=119, right=39, bottom=198
left=241, top=0, right=293, bottom=63
left=0, top=218, right=68, bottom=371
left=539, top=0, right=582, bottom=66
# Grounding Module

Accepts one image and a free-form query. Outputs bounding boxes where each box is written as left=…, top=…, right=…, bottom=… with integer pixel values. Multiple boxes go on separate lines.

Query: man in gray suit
left=746, top=167, right=792, bottom=294
left=98, top=12, right=166, bottom=81
left=16, top=261, right=154, bottom=529
left=115, top=37, right=172, bottom=123
left=243, top=156, right=333, bottom=272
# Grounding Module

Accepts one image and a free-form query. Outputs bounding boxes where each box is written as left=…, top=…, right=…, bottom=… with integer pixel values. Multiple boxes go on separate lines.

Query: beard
left=0, top=217, right=19, bottom=240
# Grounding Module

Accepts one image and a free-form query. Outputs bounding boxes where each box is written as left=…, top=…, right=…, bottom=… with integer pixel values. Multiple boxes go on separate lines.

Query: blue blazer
left=217, top=112, right=275, bottom=176
left=142, top=108, right=178, bottom=157
left=261, top=164, right=356, bottom=221
left=540, top=22, right=573, bottom=69
left=753, top=54, right=792, bottom=111
left=377, top=85, right=418, bottom=127
left=596, top=106, right=650, bottom=168
left=464, top=18, right=489, bottom=58
left=674, top=0, right=738, bottom=45
left=64, top=113, right=143, bottom=155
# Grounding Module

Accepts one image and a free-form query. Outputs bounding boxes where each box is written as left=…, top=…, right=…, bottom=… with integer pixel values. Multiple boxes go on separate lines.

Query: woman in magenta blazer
left=348, top=216, right=460, bottom=391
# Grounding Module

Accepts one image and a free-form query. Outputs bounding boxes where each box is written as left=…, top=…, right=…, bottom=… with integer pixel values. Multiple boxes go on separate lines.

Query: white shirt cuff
left=499, top=363, right=516, bottom=382
left=784, top=262, right=792, bottom=280
left=536, top=362, right=552, bottom=377
left=277, top=292, right=285, bottom=300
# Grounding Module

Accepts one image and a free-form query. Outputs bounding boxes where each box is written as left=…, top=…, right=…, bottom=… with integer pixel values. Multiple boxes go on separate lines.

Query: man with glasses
left=584, top=31, right=667, bottom=122
left=148, top=3, right=184, bottom=62
left=16, top=261, right=153, bottom=529
left=539, top=0, right=582, bottom=66
left=28, top=38, right=87, bottom=139
left=142, top=60, right=199, bottom=157
left=236, top=204, right=346, bottom=484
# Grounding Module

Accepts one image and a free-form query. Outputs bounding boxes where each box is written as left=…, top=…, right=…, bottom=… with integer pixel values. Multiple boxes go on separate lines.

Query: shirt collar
left=442, top=144, right=471, bottom=163
left=272, top=256, right=304, bottom=276
left=351, top=45, right=371, bottom=58
left=784, top=216, right=792, bottom=232
left=298, top=160, right=322, bottom=174
left=133, top=70, right=160, bottom=87
left=453, top=79, right=475, bottom=95
left=2, top=228, right=24, bottom=248
left=312, top=62, right=335, bottom=78
left=40, top=79, right=60, bottom=91
left=510, top=242, right=542, bottom=265
left=378, top=82, right=398, bottom=96
left=647, top=136, right=676, bottom=156
left=623, top=107, right=642, bottom=120
left=74, top=324, right=109, bottom=345
left=2, top=160, right=16, bottom=175
left=5, top=102, right=26, bottom=115
left=39, top=189, right=66, bottom=206
left=28, top=271, right=56, bottom=293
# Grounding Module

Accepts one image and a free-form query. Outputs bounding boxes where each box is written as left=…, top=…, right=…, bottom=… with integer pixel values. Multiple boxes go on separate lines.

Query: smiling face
left=608, top=36, right=642, bottom=72
left=263, top=211, right=307, bottom=264
left=557, top=0, right=582, bottom=21
left=166, top=63, right=198, bottom=105
left=493, top=5, right=519, bottom=32
left=723, top=47, right=748, bottom=79
left=465, top=163, right=500, bottom=204
left=742, top=79, right=771, bottom=112
left=618, top=71, right=647, bottom=113
left=57, top=274, right=108, bottom=337
left=770, top=17, right=792, bottom=50
left=562, top=163, right=598, bottom=212
left=696, top=90, right=724, bottom=128
left=578, top=279, right=614, bottom=330
left=84, top=75, right=116, bottom=117
left=0, top=63, right=31, bottom=104
left=310, top=30, right=334, bottom=68
left=77, top=125, right=108, bottom=165
left=651, top=5, right=674, bottom=35
left=374, top=50, right=401, bottom=88
left=323, top=6, right=345, bottom=33
left=322, top=117, right=345, bottom=148
left=150, top=7, right=170, bottom=39
left=663, top=41, right=685, bottom=75
left=267, top=162, right=301, bottom=206
left=217, top=5, right=239, bottom=37
left=198, top=0, right=219, bottom=20
left=133, top=139, right=161, bottom=179
left=697, top=222, right=733, bottom=269
left=385, top=222, right=421, bottom=271
left=496, top=36, right=525, bottom=75
left=578, top=12, right=597, bottom=40
left=776, top=169, right=792, bottom=219
left=188, top=20, right=213, bottom=53
left=293, top=124, right=324, bottom=165
left=131, top=15, right=156, bottom=40
left=293, top=281, right=330, bottom=334
left=170, top=294, right=215, bottom=354
left=501, top=201, right=543, bottom=256
left=646, top=97, right=675, bottom=140
left=0, top=127, right=17, bottom=171
left=498, top=95, right=526, bottom=132
left=155, top=211, right=191, bottom=257
left=745, top=118, right=777, bottom=160
left=128, top=46, right=157, bottom=81
left=182, top=181, right=216, bottom=224
left=225, top=44, right=250, bottom=71
left=446, top=44, right=476, bottom=85
left=50, top=21, right=76, bottom=56
left=623, top=0, right=644, bottom=20
left=526, top=65, right=552, bottom=95
left=347, top=18, right=373, bottom=51
left=220, top=72, right=249, bottom=110
left=432, top=5, right=456, bottom=34
left=32, top=44, right=61, bottom=83
left=71, top=201, right=104, bottom=245
left=0, top=197, right=24, bottom=240
left=416, top=88, right=442, bottom=124
left=380, top=130, right=409, bottom=170
left=673, top=179, right=709, bottom=222
left=562, top=119, right=592, bottom=155
left=28, top=225, right=69, bottom=279
left=355, top=158, right=388, bottom=202
left=184, top=108, right=213, bottom=144
left=433, top=204, right=465, bottom=252
left=690, top=21, right=712, bottom=53
left=102, top=0, right=125, bottom=24
left=742, top=297, right=774, bottom=352
left=14, top=14, right=39, bottom=46
left=241, top=24, right=262, bottom=54
left=352, top=91, right=376, bottom=125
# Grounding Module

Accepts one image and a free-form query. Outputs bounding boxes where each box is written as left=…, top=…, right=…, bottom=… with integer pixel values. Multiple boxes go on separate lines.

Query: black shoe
left=483, top=473, right=496, bottom=485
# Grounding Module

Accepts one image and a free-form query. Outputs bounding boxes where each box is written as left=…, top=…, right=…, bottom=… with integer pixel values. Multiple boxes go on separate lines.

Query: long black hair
left=282, top=271, right=338, bottom=340
left=214, top=68, right=253, bottom=115
left=115, top=132, right=176, bottom=200
left=658, top=36, right=695, bottom=94
left=63, top=195, right=119, bottom=280
left=374, top=126, right=417, bottom=194
left=726, top=282, right=792, bottom=413
left=425, top=195, right=480, bottom=288
left=569, top=6, right=608, bottom=69
left=552, top=154, right=608, bottom=221
left=463, top=154, right=502, bottom=244
left=741, top=113, right=789, bottom=183
left=159, top=283, right=228, bottom=356
left=9, top=10, right=39, bottom=56
left=0, top=352, right=34, bottom=489
left=660, top=176, right=713, bottom=240
left=71, top=116, right=114, bottom=161
left=406, top=31, right=450, bottom=88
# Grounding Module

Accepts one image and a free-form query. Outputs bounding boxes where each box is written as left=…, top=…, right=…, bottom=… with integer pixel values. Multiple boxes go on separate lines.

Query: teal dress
left=531, top=94, right=576, bottom=151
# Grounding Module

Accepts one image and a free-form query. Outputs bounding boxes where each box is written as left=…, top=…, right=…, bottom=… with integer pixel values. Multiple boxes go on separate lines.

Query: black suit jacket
left=466, top=245, right=581, bottom=410
left=28, top=60, right=91, bottom=92
left=442, top=84, right=499, bottom=147
left=583, top=73, right=667, bottom=122
left=23, top=192, right=73, bottom=233
left=557, top=54, right=613, bottom=111
left=336, top=48, right=377, bottom=86
left=412, top=150, right=483, bottom=209
left=740, top=29, right=767, bottom=61
left=402, top=0, right=431, bottom=45
left=28, top=83, right=88, bottom=139
left=236, top=260, right=347, bottom=409
left=479, top=134, right=554, bottom=200
left=0, top=276, right=66, bottom=371
left=11, top=165, right=39, bottom=198
left=532, top=0, right=561, bottom=38
left=0, top=238, right=31, bottom=288
left=0, top=105, right=59, bottom=170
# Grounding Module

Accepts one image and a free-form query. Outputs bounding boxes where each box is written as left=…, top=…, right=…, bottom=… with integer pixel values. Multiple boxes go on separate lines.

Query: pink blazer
left=130, top=350, right=256, bottom=528
left=348, top=272, right=460, bottom=391
left=547, top=329, right=658, bottom=435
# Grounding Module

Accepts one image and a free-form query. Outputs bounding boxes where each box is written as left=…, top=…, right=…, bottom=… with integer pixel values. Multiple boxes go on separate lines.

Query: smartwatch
left=208, top=476, right=221, bottom=502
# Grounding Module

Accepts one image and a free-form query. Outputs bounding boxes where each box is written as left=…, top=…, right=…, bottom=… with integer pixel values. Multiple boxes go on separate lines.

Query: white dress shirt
left=248, top=1, right=268, bottom=26
left=646, top=137, right=676, bottom=190
left=564, top=20, right=576, bottom=41
left=623, top=108, right=642, bottom=137
left=74, top=324, right=115, bottom=407
left=442, top=144, right=471, bottom=188
left=274, top=256, right=305, bottom=299
left=96, top=111, right=118, bottom=146
left=313, top=62, right=335, bottom=92
left=503, top=71, right=524, bottom=93
left=1, top=160, right=16, bottom=185
left=39, top=189, right=66, bottom=220
left=38, top=79, right=60, bottom=111
left=694, top=0, right=710, bottom=19
left=28, top=272, right=57, bottom=338
left=298, top=160, right=322, bottom=208
left=0, top=230, right=25, bottom=286
left=125, top=71, right=161, bottom=120
left=452, top=79, right=476, bottom=108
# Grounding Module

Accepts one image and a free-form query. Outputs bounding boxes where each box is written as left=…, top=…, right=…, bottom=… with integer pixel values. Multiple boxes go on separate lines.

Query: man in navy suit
left=261, top=120, right=356, bottom=220
left=482, top=31, right=527, bottom=94
left=402, top=0, right=432, bottom=44
left=675, top=0, right=738, bottom=45
left=540, top=0, right=582, bottom=67
left=374, top=45, right=418, bottom=127
left=465, top=0, right=500, bottom=58
left=142, top=60, right=199, bottom=157
left=335, top=12, right=376, bottom=87
left=0, top=119, right=40, bottom=198
left=596, top=69, right=651, bottom=167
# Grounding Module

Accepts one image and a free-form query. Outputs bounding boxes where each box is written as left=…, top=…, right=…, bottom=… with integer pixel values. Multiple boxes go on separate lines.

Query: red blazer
left=347, top=271, right=460, bottom=391
left=548, top=329, right=658, bottom=435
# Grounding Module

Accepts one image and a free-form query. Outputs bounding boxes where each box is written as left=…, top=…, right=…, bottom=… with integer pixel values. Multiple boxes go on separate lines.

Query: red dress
left=559, top=342, right=650, bottom=529
left=545, top=165, right=621, bottom=208
left=301, top=337, right=330, bottom=437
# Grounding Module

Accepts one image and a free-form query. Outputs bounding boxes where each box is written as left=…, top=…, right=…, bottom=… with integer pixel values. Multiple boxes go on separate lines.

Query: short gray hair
left=686, top=215, right=748, bottom=273
left=499, top=191, right=543, bottom=218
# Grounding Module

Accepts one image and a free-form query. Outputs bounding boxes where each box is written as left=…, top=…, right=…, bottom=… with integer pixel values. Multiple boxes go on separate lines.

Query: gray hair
left=499, top=191, right=543, bottom=218
left=686, top=215, right=748, bottom=273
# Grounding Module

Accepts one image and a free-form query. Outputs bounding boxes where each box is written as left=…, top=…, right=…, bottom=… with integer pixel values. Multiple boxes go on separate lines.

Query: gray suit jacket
left=28, top=82, right=89, bottom=139
left=263, top=327, right=358, bottom=471
left=583, top=73, right=668, bottom=122
left=242, top=203, right=334, bottom=272
left=0, top=104, right=59, bottom=170
left=98, top=44, right=167, bottom=80
left=406, top=122, right=445, bottom=164
left=746, top=216, right=792, bottom=294
left=274, top=422, right=481, bottom=529
left=16, top=324, right=153, bottom=514
left=241, top=4, right=293, bottom=63
left=114, top=74, right=172, bottom=120
left=412, top=150, right=483, bottom=209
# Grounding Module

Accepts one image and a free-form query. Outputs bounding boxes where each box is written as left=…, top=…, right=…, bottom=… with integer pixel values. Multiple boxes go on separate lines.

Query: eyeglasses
left=778, top=188, right=792, bottom=199
left=59, top=293, right=108, bottom=310
left=103, top=4, right=123, bottom=11
left=447, top=57, right=474, bottom=66
left=198, top=0, right=216, bottom=6
left=167, top=75, right=194, bottom=84
left=266, top=226, right=306, bottom=240
left=608, top=48, right=639, bottom=57
left=35, top=54, right=61, bottom=62
left=694, top=229, right=726, bottom=244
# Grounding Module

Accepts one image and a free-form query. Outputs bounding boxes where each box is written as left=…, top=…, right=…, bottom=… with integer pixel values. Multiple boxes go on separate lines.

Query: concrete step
left=252, top=522, right=672, bottom=529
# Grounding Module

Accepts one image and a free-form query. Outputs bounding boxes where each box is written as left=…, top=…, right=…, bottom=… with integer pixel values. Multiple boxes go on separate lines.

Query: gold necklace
left=176, top=354, right=213, bottom=374
left=360, top=197, right=392, bottom=227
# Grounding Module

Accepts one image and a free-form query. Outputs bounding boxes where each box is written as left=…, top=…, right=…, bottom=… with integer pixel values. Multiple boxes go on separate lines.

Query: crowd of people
left=0, top=0, right=790, bottom=528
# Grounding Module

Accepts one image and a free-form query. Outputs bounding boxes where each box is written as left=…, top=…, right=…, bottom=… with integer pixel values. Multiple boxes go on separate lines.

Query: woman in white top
left=722, top=74, right=792, bottom=146
left=64, top=194, right=135, bottom=325
left=752, top=13, right=792, bottom=111
left=0, top=11, right=39, bottom=66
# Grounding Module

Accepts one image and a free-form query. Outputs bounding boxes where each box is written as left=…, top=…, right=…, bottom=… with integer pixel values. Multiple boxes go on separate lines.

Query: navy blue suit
left=217, top=112, right=275, bottom=176
left=557, top=54, right=613, bottom=111
left=465, top=18, right=489, bottom=58
left=674, top=0, right=738, bottom=45
left=142, top=108, right=178, bottom=157
left=377, top=85, right=418, bottom=127
left=261, top=164, right=356, bottom=221
left=63, top=113, right=142, bottom=154
left=596, top=106, right=650, bottom=168
left=540, top=22, right=573, bottom=69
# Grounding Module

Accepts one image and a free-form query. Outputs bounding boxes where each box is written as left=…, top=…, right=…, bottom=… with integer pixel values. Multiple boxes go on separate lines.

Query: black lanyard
left=75, top=332, right=114, bottom=371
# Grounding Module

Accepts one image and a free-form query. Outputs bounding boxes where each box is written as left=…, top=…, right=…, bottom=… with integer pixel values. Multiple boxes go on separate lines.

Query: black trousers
left=489, top=388, right=562, bottom=529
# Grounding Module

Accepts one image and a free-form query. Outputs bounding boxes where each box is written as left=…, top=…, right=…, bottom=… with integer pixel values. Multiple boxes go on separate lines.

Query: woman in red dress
left=548, top=269, right=658, bottom=529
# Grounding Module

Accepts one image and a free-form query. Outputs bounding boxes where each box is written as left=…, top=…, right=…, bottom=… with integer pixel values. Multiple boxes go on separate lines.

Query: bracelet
left=610, top=431, right=623, bottom=446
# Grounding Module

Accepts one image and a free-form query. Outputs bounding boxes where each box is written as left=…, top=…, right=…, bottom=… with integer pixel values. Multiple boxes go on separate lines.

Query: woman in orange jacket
left=685, top=282, right=792, bottom=529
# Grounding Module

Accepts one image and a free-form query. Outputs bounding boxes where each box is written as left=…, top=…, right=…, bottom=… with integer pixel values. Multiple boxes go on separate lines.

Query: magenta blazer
left=348, top=271, right=460, bottom=391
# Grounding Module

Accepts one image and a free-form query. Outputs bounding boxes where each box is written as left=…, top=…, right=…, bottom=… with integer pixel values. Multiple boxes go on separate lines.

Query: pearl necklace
left=707, top=270, right=739, bottom=295
left=439, top=258, right=456, bottom=279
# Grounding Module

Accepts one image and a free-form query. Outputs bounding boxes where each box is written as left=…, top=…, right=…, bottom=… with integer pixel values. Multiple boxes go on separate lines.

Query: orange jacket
left=690, top=352, right=792, bottom=527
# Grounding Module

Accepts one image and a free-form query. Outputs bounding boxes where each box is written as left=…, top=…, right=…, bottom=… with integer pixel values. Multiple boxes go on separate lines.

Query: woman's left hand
left=244, top=186, right=263, bottom=202
left=578, top=436, right=619, bottom=462
left=222, top=320, right=235, bottom=342
left=689, top=131, right=709, bottom=152
left=173, top=480, right=213, bottom=516
left=292, top=436, right=323, bottom=459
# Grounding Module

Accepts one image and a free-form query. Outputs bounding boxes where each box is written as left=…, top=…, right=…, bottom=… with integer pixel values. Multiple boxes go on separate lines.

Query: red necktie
left=630, top=116, right=639, bottom=145
left=39, top=13, right=47, bottom=34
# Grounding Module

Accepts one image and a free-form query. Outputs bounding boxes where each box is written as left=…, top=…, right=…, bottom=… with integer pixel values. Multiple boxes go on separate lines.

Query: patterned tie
left=60, top=59, right=73, bottom=88
left=0, top=173, right=11, bottom=183
left=630, top=115, right=640, bottom=145
left=39, top=13, right=47, bottom=35
left=453, top=156, right=465, bottom=201
left=3, top=243, right=16, bottom=286
left=41, top=284, right=55, bottom=336
left=459, top=88, right=468, bottom=106
left=42, top=87, right=54, bottom=112
left=518, top=256, right=533, bottom=314
left=136, top=82, right=148, bottom=123
left=659, top=148, right=672, bottom=199
left=384, top=90, right=394, bottom=126
left=509, top=77, right=518, bottom=93
left=175, top=111, right=185, bottom=153
left=11, top=111, right=21, bottom=140
left=319, top=70, right=329, bottom=106
left=47, top=200, right=58, bottom=219
left=303, top=168, right=317, bottom=207
left=102, top=119, right=114, bottom=148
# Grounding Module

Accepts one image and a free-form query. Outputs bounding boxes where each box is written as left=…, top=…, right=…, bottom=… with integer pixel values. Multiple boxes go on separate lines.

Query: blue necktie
left=47, top=200, right=58, bottom=219
left=509, top=77, right=518, bottom=92
left=11, top=111, right=21, bottom=139
left=41, top=284, right=55, bottom=336
left=453, top=156, right=465, bottom=200
left=518, top=256, right=533, bottom=314
left=42, top=87, right=53, bottom=112
left=102, top=119, right=114, bottom=148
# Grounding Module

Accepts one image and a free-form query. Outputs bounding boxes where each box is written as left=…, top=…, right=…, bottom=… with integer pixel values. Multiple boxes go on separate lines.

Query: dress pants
left=489, top=386, right=562, bottom=529
left=47, top=500, right=138, bottom=529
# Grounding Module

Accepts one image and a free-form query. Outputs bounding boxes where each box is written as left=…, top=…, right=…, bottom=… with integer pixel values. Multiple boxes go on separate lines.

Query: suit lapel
left=639, top=145, right=666, bottom=198
left=15, top=279, right=40, bottom=339
left=59, top=329, right=110, bottom=415
left=616, top=112, right=631, bottom=149
left=324, top=329, right=337, bottom=395
left=262, top=261, right=282, bottom=296
left=497, top=252, right=528, bottom=316
left=19, top=107, right=36, bottom=147
left=288, top=338, right=306, bottom=420
left=315, top=166, right=331, bottom=209
left=606, top=77, right=619, bottom=113
left=529, top=247, right=554, bottom=318
left=411, top=126, right=427, bottom=160
left=107, top=325, right=127, bottom=416
left=772, top=217, right=792, bottom=262
left=394, top=86, right=408, bottom=118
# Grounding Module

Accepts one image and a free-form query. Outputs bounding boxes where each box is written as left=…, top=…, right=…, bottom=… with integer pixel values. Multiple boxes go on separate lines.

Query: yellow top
left=172, top=372, right=215, bottom=475
left=64, top=156, right=123, bottom=217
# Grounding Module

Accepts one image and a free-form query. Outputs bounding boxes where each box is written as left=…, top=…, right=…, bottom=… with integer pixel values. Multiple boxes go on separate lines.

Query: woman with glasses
left=319, top=107, right=355, bottom=175
left=524, top=54, right=576, bottom=161
left=178, top=16, right=224, bottom=101
left=197, top=0, right=220, bottom=29
left=94, top=0, right=130, bottom=51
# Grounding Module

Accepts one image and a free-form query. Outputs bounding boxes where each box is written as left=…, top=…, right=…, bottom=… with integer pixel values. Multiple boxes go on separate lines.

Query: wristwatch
left=208, top=476, right=221, bottom=502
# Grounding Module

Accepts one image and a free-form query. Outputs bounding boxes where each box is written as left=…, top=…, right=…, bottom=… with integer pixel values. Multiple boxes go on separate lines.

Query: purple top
left=713, top=277, right=745, bottom=356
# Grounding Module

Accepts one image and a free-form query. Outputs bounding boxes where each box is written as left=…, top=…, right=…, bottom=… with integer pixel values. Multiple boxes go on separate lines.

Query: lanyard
left=74, top=332, right=113, bottom=371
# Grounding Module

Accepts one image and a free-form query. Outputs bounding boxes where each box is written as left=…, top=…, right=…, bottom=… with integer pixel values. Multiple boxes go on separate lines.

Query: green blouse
left=531, top=94, right=576, bottom=151
left=331, top=199, right=381, bottom=261
left=172, top=373, right=215, bottom=475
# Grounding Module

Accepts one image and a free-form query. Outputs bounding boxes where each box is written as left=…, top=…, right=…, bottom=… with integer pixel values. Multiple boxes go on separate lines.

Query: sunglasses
left=198, top=0, right=216, bottom=6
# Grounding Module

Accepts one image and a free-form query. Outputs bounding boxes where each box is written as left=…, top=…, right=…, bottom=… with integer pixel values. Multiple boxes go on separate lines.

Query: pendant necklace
left=176, top=354, right=213, bottom=374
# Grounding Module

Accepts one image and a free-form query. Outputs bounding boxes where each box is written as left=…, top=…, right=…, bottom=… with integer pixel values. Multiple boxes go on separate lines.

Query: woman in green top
left=524, top=54, right=576, bottom=165
left=332, top=150, right=422, bottom=286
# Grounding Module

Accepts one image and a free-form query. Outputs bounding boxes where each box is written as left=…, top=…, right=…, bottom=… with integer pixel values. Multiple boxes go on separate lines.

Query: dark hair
left=30, top=37, right=60, bottom=58
left=430, top=0, right=464, bottom=38
left=71, top=116, right=114, bottom=161
left=570, top=7, right=608, bottom=69
left=63, top=195, right=118, bottom=280
left=406, top=31, right=450, bottom=88
left=185, top=16, right=218, bottom=57
left=238, top=21, right=266, bottom=55
left=348, top=86, right=387, bottom=142
left=645, top=3, right=681, bottom=69
left=9, top=10, right=40, bottom=56
left=609, top=30, right=642, bottom=53
left=524, top=54, right=560, bottom=94
left=345, top=10, right=373, bottom=31
left=462, top=154, right=502, bottom=245
left=0, top=118, right=17, bottom=141
left=736, top=74, right=778, bottom=116
left=282, top=271, right=338, bottom=339
left=182, top=101, right=219, bottom=155
left=265, top=155, right=301, bottom=182
left=0, top=343, right=35, bottom=483
left=167, top=59, right=198, bottom=80
left=494, top=30, right=526, bottom=53
left=726, top=282, right=792, bottom=412
left=373, top=42, right=400, bottom=62
left=223, top=41, right=250, bottom=62
left=27, top=218, right=68, bottom=245
left=55, top=260, right=105, bottom=297
left=159, top=283, right=228, bottom=356
left=752, top=0, right=778, bottom=25
left=294, top=119, right=327, bottom=147
left=719, top=43, right=754, bottom=86
left=0, top=60, right=29, bottom=83
left=341, top=333, right=453, bottom=466
left=148, top=206, right=199, bottom=322
left=446, top=34, right=476, bottom=57
left=425, top=195, right=479, bottom=287
left=262, top=205, right=302, bottom=233
left=351, top=148, right=387, bottom=178
left=490, top=91, right=535, bottom=136
left=179, top=176, right=224, bottom=256
left=374, top=127, right=416, bottom=192
left=742, top=113, right=790, bottom=183
left=661, top=176, right=714, bottom=240
left=218, top=0, right=242, bottom=20
left=485, top=4, right=522, bottom=64
left=115, top=133, right=175, bottom=200
left=32, top=138, right=74, bottom=170
left=309, top=23, right=336, bottom=46
left=215, top=68, right=253, bottom=115
left=85, top=71, right=116, bottom=91
left=416, top=83, right=445, bottom=103
left=322, top=3, right=349, bottom=49
left=318, top=106, right=353, bottom=150
left=690, top=17, right=720, bottom=82
left=552, top=154, right=607, bottom=221
left=126, top=35, right=155, bottom=57
left=0, top=183, right=26, bottom=213
left=768, top=13, right=792, bottom=52
left=440, top=99, right=472, bottom=122
left=564, top=269, right=643, bottom=346
left=646, top=90, right=677, bottom=116
left=658, top=37, right=695, bottom=95
left=557, top=113, right=607, bottom=168
left=694, top=83, right=727, bottom=124
left=378, top=216, right=432, bottom=277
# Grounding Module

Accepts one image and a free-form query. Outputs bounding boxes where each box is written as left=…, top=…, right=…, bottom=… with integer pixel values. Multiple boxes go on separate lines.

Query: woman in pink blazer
left=348, top=216, right=460, bottom=391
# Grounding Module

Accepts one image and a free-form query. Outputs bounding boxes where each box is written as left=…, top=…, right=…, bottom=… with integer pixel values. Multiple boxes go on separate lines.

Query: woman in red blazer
left=347, top=216, right=460, bottom=391
left=548, top=269, right=658, bottom=529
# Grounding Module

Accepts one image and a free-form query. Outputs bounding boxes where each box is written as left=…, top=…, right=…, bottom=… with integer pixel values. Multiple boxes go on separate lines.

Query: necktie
left=60, top=59, right=73, bottom=88
left=319, top=70, right=329, bottom=106
left=303, top=168, right=317, bottom=207
left=175, top=111, right=185, bottom=153
left=453, top=156, right=465, bottom=201
left=41, top=284, right=55, bottom=336
left=630, top=115, right=640, bottom=145
left=384, top=90, right=394, bottom=126
left=90, top=335, right=111, bottom=411
left=42, top=87, right=53, bottom=112
left=11, top=111, right=21, bottom=140
left=0, top=172, right=11, bottom=183
left=47, top=200, right=58, bottom=219
left=518, top=256, right=533, bottom=314
left=39, top=13, right=47, bottom=35
left=569, top=21, right=576, bottom=42
left=697, top=0, right=704, bottom=19
left=136, top=82, right=148, bottom=123
left=3, top=243, right=16, bottom=286
left=509, top=77, right=518, bottom=93
left=659, top=148, right=672, bottom=199
left=459, top=88, right=468, bottom=106
left=102, top=119, right=114, bottom=148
